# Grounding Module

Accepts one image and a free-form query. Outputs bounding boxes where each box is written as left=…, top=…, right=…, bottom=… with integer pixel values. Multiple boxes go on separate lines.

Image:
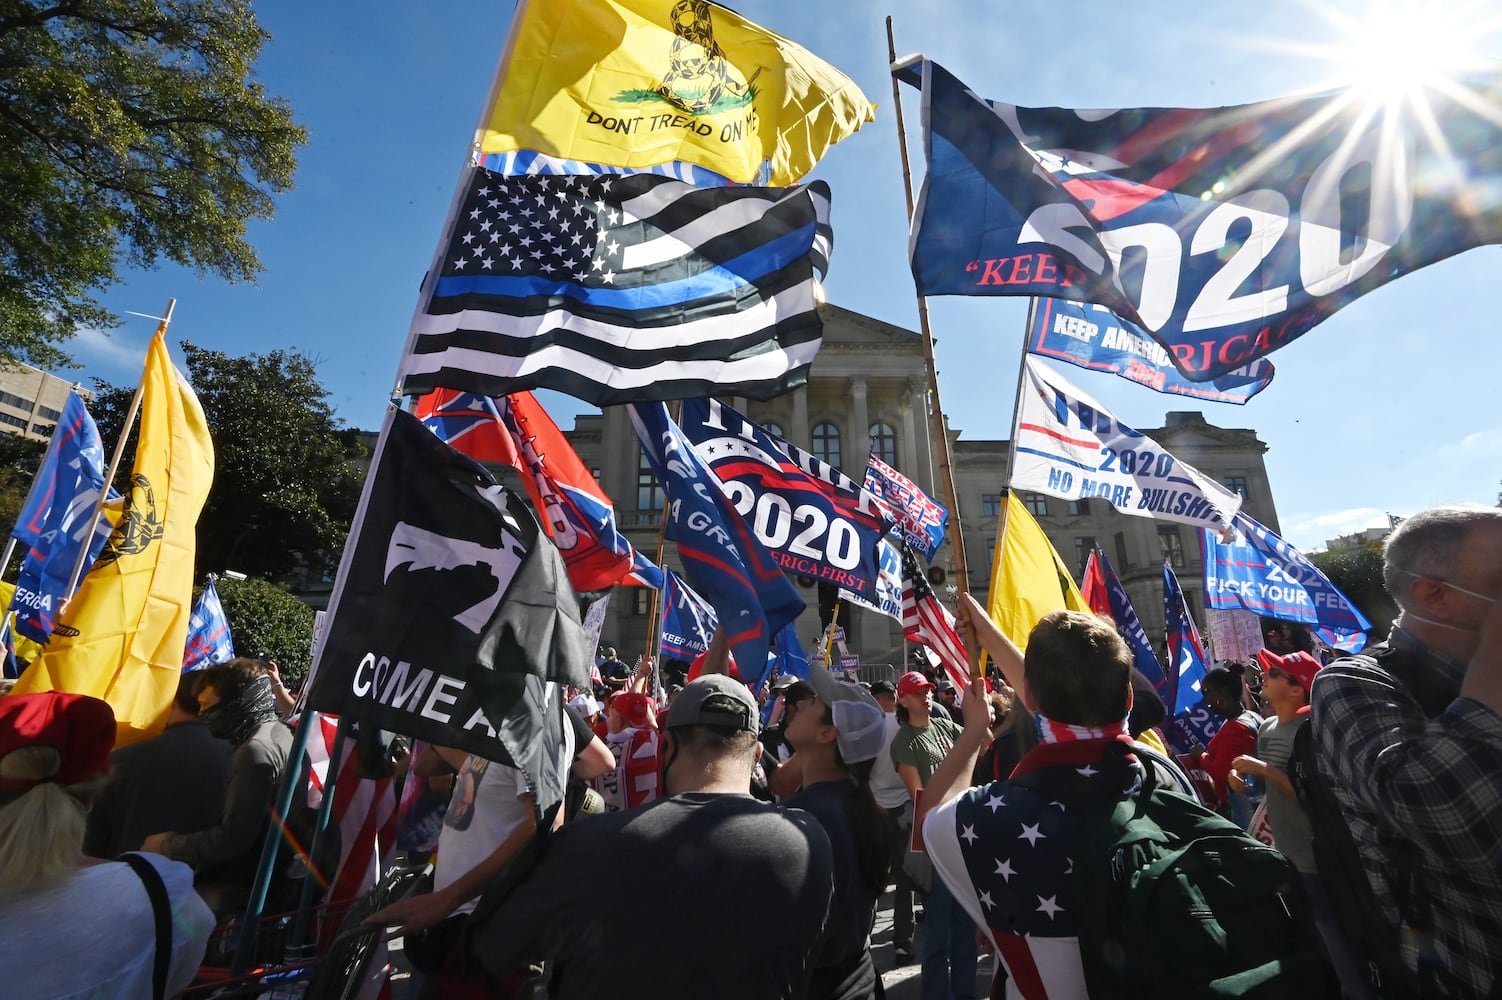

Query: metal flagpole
left=61, top=298, right=175, bottom=605
left=885, top=19, right=979, bottom=677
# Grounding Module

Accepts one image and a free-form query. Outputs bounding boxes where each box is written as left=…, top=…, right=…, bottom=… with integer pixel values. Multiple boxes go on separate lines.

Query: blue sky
left=77, top=0, right=1502, bottom=553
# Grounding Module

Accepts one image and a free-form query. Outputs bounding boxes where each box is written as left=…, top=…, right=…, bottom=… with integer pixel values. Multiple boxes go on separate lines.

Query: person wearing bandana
left=142, top=658, right=293, bottom=917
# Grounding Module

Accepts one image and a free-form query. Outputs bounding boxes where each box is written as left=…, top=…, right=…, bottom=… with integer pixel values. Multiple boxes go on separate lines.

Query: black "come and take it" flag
left=305, top=408, right=592, bottom=813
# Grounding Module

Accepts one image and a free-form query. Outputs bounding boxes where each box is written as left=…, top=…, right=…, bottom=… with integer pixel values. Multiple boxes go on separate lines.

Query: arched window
left=812, top=422, right=841, bottom=469
left=869, top=421, right=897, bottom=467
left=764, top=421, right=785, bottom=439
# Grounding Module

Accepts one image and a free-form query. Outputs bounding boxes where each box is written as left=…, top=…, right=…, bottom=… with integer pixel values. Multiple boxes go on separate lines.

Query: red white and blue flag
left=182, top=577, right=234, bottom=672
left=628, top=402, right=803, bottom=674
left=677, top=398, right=894, bottom=601
left=1164, top=561, right=1211, bottom=715
left=899, top=546, right=969, bottom=692
left=415, top=388, right=662, bottom=592
left=864, top=453, right=948, bottom=562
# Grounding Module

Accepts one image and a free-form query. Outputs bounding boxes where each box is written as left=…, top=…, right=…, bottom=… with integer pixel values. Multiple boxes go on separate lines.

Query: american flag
left=924, top=739, right=1139, bottom=998
left=305, top=713, right=399, bottom=1000
left=400, top=167, right=831, bottom=407
left=899, top=546, right=970, bottom=691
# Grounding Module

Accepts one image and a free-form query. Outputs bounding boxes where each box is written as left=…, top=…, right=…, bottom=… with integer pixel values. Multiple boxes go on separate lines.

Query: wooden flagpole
left=61, top=297, right=175, bottom=605
left=885, top=19, right=980, bottom=677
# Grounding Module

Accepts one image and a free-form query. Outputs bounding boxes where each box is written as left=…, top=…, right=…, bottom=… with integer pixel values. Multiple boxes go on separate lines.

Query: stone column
left=792, top=384, right=809, bottom=450
left=849, top=375, right=869, bottom=469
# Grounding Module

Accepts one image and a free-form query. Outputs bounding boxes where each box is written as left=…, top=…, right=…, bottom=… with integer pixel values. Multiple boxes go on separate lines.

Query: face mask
left=1404, top=571, right=1497, bottom=634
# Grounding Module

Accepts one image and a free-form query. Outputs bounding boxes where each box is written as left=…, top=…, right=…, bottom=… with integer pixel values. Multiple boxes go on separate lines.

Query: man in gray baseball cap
left=471, top=674, right=836, bottom=999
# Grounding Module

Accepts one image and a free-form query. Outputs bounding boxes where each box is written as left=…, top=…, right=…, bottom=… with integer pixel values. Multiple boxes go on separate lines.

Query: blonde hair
left=0, top=746, right=108, bottom=892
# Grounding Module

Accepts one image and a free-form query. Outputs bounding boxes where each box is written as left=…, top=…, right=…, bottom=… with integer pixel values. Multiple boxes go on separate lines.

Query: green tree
left=0, top=2, right=306, bottom=367
left=92, top=342, right=366, bottom=581
left=0, top=432, right=46, bottom=575
left=1308, top=542, right=1397, bottom=641
left=213, top=575, right=315, bottom=687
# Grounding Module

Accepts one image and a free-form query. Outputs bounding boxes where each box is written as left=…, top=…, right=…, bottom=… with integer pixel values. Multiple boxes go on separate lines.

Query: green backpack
left=1016, top=741, right=1329, bottom=998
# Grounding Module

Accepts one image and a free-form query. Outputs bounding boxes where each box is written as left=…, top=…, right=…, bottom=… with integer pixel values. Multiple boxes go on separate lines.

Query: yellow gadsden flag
left=988, top=491, right=1087, bottom=649
left=483, top=0, right=876, bottom=185
left=13, top=329, right=214, bottom=745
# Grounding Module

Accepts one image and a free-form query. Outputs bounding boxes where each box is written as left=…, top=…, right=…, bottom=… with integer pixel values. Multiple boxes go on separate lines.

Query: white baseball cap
left=807, top=663, right=887, bottom=764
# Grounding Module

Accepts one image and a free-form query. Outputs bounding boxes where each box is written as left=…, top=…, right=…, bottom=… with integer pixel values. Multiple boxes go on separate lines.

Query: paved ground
left=388, top=883, right=996, bottom=998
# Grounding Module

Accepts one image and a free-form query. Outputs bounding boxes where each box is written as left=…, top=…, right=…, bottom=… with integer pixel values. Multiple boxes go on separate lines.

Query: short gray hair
left=1383, top=504, right=1502, bottom=607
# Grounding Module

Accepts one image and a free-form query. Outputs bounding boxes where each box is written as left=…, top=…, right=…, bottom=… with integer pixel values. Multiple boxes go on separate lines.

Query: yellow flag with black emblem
left=987, top=491, right=1087, bottom=649
left=12, top=328, right=214, bottom=746
left=483, top=0, right=876, bottom=185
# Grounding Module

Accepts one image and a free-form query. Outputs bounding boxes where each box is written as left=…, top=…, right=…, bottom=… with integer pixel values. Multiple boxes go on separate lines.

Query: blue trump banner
left=183, top=577, right=235, bottom=672
left=628, top=402, right=804, bottom=674
left=839, top=536, right=903, bottom=624
left=864, top=453, right=947, bottom=560
left=1203, top=513, right=1372, bottom=635
left=11, top=391, right=105, bottom=548
left=1013, top=358, right=1243, bottom=536
left=1029, top=299, right=1274, bottom=405
left=1165, top=561, right=1211, bottom=715
left=897, top=57, right=1502, bottom=382
left=661, top=569, right=716, bottom=662
left=677, top=398, right=894, bottom=601
left=1083, top=549, right=1168, bottom=696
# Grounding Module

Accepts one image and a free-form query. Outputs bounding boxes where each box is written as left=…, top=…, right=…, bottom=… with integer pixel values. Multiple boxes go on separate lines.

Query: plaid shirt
left=1310, top=624, right=1502, bottom=997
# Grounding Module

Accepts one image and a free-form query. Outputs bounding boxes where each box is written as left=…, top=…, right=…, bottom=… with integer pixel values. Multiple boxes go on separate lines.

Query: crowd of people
left=0, top=501, right=1499, bottom=998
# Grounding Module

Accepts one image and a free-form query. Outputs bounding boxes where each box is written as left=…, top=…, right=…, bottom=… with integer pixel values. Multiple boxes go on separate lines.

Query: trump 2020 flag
left=1082, top=549, right=1168, bottom=697
left=677, top=398, right=893, bottom=602
left=1029, top=300, right=1274, bottom=405
left=839, top=536, right=903, bottom=624
left=11, top=390, right=106, bottom=548
left=628, top=402, right=803, bottom=674
left=1013, top=357, right=1242, bottom=536
left=399, top=168, right=832, bottom=407
left=305, top=409, right=590, bottom=815
left=415, top=388, right=662, bottom=591
left=7, top=390, right=120, bottom=644
left=1202, top=512, right=1372, bottom=637
left=483, top=0, right=874, bottom=187
left=13, top=328, right=214, bottom=746
left=864, top=453, right=947, bottom=561
left=1164, top=561, right=1210, bottom=715
left=661, top=569, right=716, bottom=662
left=898, top=57, right=1502, bottom=381
left=182, top=577, right=234, bottom=672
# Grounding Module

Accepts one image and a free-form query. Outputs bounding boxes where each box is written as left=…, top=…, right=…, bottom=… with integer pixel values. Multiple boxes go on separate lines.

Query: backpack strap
left=119, top=853, right=173, bottom=1000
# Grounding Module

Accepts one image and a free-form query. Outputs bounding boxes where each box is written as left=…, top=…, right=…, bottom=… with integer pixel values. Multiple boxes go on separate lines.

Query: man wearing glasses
left=1311, top=504, right=1502, bottom=998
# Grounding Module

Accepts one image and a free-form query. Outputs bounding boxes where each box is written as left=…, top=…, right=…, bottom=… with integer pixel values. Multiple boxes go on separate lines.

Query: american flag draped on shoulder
left=399, top=167, right=832, bottom=406
left=899, top=546, right=970, bottom=691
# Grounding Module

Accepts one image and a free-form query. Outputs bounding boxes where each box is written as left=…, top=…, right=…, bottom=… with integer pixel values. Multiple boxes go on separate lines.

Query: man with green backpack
left=922, top=597, right=1325, bottom=998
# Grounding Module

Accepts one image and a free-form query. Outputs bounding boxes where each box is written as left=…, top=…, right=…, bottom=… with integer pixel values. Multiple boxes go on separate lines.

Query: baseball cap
left=664, top=674, right=759, bottom=733
left=896, top=671, right=936, bottom=699
left=1255, top=648, right=1322, bottom=691
left=608, top=690, right=655, bottom=728
left=771, top=674, right=798, bottom=692
left=868, top=679, right=897, bottom=697
left=687, top=648, right=741, bottom=683
left=780, top=679, right=817, bottom=704
left=569, top=693, right=600, bottom=718
left=0, top=692, right=116, bottom=793
left=807, top=664, right=888, bottom=764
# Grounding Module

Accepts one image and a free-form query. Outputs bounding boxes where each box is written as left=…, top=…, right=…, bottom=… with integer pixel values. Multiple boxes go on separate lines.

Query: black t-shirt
left=473, top=793, right=835, bottom=999
left=782, top=781, right=879, bottom=1000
